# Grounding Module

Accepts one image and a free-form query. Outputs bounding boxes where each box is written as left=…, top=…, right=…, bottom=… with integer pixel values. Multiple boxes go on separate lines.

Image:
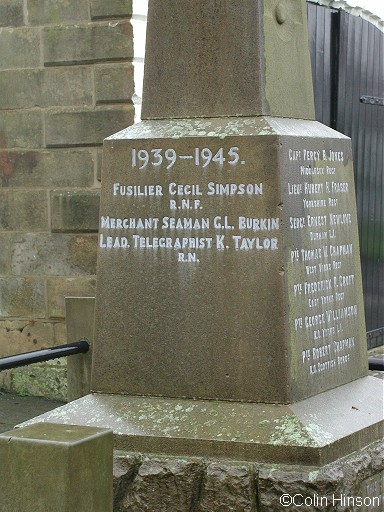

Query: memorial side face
left=92, top=118, right=368, bottom=403
left=280, top=131, right=367, bottom=398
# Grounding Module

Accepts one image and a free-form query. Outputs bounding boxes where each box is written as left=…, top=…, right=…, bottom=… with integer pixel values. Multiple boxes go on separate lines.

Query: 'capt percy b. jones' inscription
left=99, top=144, right=280, bottom=263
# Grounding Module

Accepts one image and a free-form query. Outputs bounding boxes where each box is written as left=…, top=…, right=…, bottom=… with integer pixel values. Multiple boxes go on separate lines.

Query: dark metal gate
left=307, top=2, right=384, bottom=347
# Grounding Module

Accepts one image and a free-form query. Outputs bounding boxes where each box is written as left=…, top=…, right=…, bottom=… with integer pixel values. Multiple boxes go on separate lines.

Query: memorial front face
left=92, top=118, right=368, bottom=403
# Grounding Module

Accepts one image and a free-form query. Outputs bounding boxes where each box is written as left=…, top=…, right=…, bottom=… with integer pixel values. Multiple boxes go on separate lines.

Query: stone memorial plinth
left=19, top=0, right=383, bottom=508
left=93, top=117, right=370, bottom=405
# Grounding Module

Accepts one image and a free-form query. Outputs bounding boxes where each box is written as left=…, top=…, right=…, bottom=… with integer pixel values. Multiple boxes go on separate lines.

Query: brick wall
left=0, top=0, right=145, bottom=400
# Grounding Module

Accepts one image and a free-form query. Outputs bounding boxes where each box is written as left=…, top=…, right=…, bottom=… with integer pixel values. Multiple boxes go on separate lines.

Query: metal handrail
left=0, top=338, right=90, bottom=371
left=368, top=357, right=384, bottom=372
left=0, top=338, right=382, bottom=372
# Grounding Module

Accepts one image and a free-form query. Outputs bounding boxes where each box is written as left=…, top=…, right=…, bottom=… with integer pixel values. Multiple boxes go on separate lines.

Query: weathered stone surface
left=0, top=277, right=46, bottom=317
left=0, top=28, right=40, bottom=69
left=11, top=233, right=97, bottom=276
left=27, top=0, right=89, bottom=25
left=198, top=463, right=256, bottom=512
left=122, top=458, right=204, bottom=512
left=90, top=0, right=132, bottom=19
left=10, top=363, right=68, bottom=402
left=50, top=190, right=100, bottom=233
left=0, top=111, right=43, bottom=149
left=43, top=21, right=133, bottom=66
left=0, top=0, right=137, bottom=406
left=0, top=233, right=10, bottom=273
left=0, top=68, right=91, bottom=110
left=0, top=0, right=24, bottom=27
left=0, top=70, right=40, bottom=109
left=113, top=453, right=142, bottom=511
left=53, top=321, right=67, bottom=345
left=45, top=107, right=134, bottom=147
left=0, top=67, right=92, bottom=109
left=47, top=276, right=96, bottom=318
left=24, top=381, right=383, bottom=466
left=257, top=465, right=343, bottom=511
left=0, top=320, right=53, bottom=357
left=359, top=473, right=384, bottom=511
left=0, top=423, right=113, bottom=512
left=95, top=63, right=134, bottom=104
left=257, top=442, right=384, bottom=511
left=0, top=190, right=48, bottom=231
left=96, top=148, right=103, bottom=182
left=10, top=442, right=374, bottom=512
left=371, top=443, right=384, bottom=472
left=142, top=0, right=314, bottom=120
left=93, top=118, right=367, bottom=404
left=342, top=442, right=384, bottom=498
left=65, top=297, right=94, bottom=401
left=41, top=67, right=93, bottom=107
left=0, top=149, right=95, bottom=188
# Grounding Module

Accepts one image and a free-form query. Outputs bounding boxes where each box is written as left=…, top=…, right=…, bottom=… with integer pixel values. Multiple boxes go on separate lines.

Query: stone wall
left=0, top=0, right=146, bottom=400
left=112, top=442, right=384, bottom=511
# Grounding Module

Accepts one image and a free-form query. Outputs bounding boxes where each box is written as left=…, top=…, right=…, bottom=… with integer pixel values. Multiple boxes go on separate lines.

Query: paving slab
left=0, top=392, right=64, bottom=433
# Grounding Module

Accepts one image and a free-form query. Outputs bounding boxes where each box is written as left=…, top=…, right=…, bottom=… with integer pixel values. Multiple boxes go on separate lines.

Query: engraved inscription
left=99, top=144, right=280, bottom=264
left=286, top=144, right=361, bottom=380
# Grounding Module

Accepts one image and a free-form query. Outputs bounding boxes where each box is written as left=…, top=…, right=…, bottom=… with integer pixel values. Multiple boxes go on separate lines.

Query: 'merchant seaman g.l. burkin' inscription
left=91, top=0, right=380, bottom=475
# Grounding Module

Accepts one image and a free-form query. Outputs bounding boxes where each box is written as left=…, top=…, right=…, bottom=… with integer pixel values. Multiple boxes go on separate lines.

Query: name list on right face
left=286, top=146, right=361, bottom=380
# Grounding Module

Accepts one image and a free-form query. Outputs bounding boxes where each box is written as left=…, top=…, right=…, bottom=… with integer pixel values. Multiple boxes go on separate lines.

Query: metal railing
left=0, top=338, right=382, bottom=372
left=368, top=357, right=384, bottom=372
left=0, top=338, right=90, bottom=371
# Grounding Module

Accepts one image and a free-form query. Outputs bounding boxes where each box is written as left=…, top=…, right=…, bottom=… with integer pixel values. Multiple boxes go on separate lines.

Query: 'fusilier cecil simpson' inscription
left=99, top=144, right=280, bottom=263
left=284, top=144, right=361, bottom=381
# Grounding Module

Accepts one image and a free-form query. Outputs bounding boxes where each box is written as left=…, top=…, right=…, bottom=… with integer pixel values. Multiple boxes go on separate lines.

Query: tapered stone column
left=142, top=0, right=315, bottom=120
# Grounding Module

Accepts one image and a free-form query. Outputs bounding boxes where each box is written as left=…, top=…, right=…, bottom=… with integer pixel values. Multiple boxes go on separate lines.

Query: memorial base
left=20, top=376, right=382, bottom=466
left=110, top=443, right=383, bottom=511
left=18, top=377, right=383, bottom=510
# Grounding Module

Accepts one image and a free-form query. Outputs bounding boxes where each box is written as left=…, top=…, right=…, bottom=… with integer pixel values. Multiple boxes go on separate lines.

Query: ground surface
left=0, top=392, right=64, bottom=434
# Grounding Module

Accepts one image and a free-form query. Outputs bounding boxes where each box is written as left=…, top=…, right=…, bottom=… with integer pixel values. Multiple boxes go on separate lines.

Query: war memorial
left=1, top=0, right=383, bottom=510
